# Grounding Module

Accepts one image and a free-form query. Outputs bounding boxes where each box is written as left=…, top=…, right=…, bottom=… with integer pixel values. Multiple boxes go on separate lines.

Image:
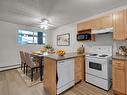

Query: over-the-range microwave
left=77, top=33, right=91, bottom=41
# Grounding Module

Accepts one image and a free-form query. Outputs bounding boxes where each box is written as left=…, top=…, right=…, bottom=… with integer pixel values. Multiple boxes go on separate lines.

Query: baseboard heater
left=0, top=64, right=20, bottom=71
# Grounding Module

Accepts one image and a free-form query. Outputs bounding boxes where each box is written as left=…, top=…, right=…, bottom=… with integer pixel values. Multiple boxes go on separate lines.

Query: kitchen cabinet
left=77, top=14, right=113, bottom=42
left=112, top=59, right=126, bottom=95
left=44, top=58, right=56, bottom=95
left=77, top=21, right=91, bottom=31
left=90, top=18, right=101, bottom=29
left=100, top=14, right=113, bottom=28
left=44, top=53, right=85, bottom=95
left=78, top=10, right=127, bottom=40
left=113, top=10, right=127, bottom=40
left=77, top=14, right=113, bottom=31
left=75, top=56, right=85, bottom=83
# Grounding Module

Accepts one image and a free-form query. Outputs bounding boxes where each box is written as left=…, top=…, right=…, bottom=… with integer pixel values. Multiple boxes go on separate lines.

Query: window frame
left=18, top=29, right=46, bottom=45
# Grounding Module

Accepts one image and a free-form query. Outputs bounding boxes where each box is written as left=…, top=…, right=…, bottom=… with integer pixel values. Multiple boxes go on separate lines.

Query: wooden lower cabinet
left=112, top=59, right=126, bottom=95
left=75, top=56, right=85, bottom=83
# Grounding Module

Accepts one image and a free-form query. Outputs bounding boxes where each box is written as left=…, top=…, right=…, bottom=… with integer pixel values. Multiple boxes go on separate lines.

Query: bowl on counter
left=56, top=50, right=65, bottom=56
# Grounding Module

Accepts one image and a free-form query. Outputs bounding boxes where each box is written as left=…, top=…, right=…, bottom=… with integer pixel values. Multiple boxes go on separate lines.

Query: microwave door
left=77, top=33, right=91, bottom=41
left=77, top=34, right=84, bottom=41
left=83, top=34, right=91, bottom=40
left=88, top=34, right=91, bottom=40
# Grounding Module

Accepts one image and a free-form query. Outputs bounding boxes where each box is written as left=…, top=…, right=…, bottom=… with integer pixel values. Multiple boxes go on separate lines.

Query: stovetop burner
left=99, top=54, right=108, bottom=57
left=89, top=54, right=98, bottom=56
left=87, top=53, right=111, bottom=59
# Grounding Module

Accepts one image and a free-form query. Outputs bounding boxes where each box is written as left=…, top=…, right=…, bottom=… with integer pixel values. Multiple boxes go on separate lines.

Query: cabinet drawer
left=113, top=65, right=125, bottom=70
left=113, top=60, right=125, bottom=67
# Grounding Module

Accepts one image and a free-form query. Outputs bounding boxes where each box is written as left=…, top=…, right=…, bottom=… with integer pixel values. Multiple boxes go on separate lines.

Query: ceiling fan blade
left=47, top=23, right=55, bottom=27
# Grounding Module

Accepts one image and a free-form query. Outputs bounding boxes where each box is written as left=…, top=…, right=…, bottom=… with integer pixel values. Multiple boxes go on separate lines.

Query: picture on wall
left=57, top=33, right=70, bottom=46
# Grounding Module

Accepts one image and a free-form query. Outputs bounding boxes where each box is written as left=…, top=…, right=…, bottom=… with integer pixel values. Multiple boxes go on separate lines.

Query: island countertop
left=44, top=52, right=85, bottom=61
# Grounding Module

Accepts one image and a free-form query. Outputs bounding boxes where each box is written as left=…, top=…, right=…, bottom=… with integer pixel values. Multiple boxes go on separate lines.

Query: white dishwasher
left=57, top=58, right=75, bottom=94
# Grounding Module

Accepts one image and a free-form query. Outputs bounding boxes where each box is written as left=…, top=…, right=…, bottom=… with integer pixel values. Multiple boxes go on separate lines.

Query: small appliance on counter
left=116, top=46, right=127, bottom=56
left=77, top=45, right=85, bottom=54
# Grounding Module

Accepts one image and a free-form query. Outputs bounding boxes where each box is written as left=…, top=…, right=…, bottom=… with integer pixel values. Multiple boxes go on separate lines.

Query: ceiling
left=0, top=0, right=127, bottom=28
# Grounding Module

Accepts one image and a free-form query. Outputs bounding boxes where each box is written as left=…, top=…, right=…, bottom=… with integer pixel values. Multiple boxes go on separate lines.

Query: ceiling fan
left=39, top=18, right=55, bottom=30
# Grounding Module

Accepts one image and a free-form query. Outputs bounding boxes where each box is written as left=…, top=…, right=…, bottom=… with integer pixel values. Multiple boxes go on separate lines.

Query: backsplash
left=83, top=33, right=114, bottom=53
left=113, top=40, right=127, bottom=55
left=83, top=34, right=127, bottom=55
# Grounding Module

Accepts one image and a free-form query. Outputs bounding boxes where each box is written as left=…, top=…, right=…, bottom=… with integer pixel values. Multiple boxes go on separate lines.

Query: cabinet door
left=75, top=57, right=84, bottom=83
left=77, top=22, right=84, bottom=31
left=112, top=60, right=126, bottom=94
left=101, top=14, right=113, bottom=28
left=77, top=21, right=92, bottom=31
left=84, top=21, right=92, bottom=30
left=126, top=61, right=127, bottom=95
left=113, top=10, right=127, bottom=40
left=90, top=18, right=101, bottom=29
left=78, top=14, right=113, bottom=31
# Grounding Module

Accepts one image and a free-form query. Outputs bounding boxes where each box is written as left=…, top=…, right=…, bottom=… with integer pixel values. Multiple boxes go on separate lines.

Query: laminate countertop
left=113, top=55, right=127, bottom=60
left=44, top=52, right=85, bottom=61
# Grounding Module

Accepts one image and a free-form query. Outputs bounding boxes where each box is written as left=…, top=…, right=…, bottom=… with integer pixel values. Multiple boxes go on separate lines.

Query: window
left=18, top=30, right=46, bottom=45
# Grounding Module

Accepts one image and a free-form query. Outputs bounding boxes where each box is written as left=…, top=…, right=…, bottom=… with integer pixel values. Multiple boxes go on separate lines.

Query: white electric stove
left=85, top=46, right=112, bottom=90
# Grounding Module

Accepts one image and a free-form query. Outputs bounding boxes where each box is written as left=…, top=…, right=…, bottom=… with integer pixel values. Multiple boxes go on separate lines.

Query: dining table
left=31, top=52, right=48, bottom=81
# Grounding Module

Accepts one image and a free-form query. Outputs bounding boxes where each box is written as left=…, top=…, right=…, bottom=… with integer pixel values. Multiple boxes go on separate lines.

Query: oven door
left=86, top=57, right=108, bottom=79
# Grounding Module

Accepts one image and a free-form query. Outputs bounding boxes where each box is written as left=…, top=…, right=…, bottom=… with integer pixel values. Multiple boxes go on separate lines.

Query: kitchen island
left=43, top=52, right=85, bottom=95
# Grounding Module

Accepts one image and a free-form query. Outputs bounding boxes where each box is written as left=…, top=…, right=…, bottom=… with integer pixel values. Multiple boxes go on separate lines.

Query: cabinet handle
left=58, top=61, right=65, bottom=63
left=115, top=67, right=125, bottom=71
left=116, top=62, right=122, bottom=65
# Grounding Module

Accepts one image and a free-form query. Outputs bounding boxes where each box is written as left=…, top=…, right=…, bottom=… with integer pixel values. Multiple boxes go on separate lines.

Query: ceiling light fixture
left=40, top=19, right=54, bottom=30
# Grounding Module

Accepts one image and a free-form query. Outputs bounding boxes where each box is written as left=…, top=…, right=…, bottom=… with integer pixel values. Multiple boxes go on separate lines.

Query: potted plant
left=44, top=44, right=54, bottom=52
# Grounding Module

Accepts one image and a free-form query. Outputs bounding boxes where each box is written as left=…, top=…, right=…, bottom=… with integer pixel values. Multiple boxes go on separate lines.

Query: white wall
left=0, top=20, right=52, bottom=69
left=52, top=23, right=113, bottom=53
left=52, top=23, right=82, bottom=52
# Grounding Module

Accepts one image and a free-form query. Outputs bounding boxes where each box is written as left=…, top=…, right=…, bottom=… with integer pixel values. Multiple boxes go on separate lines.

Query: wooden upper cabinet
left=113, top=10, right=127, bottom=40
left=90, top=18, right=101, bottom=29
left=77, top=21, right=92, bottom=31
left=77, top=14, right=113, bottom=31
left=100, top=14, right=113, bottom=28
left=91, top=14, right=113, bottom=29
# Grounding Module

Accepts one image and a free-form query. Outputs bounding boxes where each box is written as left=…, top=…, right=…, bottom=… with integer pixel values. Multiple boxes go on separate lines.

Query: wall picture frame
left=57, top=33, right=70, bottom=46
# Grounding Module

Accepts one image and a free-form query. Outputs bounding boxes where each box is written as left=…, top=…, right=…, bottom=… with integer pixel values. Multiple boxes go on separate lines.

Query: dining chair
left=24, top=52, right=42, bottom=81
left=30, top=53, right=44, bottom=81
left=19, top=51, right=26, bottom=73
